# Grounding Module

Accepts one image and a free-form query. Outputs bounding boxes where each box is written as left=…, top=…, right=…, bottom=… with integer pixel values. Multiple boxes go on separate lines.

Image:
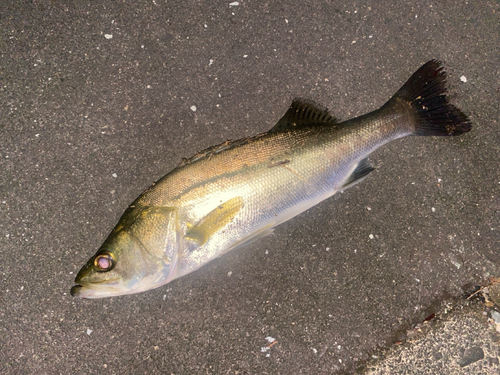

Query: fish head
left=71, top=206, right=179, bottom=299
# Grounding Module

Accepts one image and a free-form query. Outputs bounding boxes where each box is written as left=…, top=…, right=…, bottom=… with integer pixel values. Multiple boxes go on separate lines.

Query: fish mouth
left=70, top=284, right=86, bottom=297
left=70, top=279, right=121, bottom=299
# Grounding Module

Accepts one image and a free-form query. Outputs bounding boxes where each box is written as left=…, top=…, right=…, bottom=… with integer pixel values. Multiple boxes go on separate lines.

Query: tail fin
left=391, top=60, right=471, bottom=136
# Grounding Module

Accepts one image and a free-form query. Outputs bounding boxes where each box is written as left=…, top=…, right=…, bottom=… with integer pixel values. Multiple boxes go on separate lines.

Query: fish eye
left=94, top=252, right=115, bottom=271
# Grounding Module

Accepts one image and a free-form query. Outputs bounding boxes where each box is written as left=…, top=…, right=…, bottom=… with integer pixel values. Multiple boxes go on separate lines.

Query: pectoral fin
left=185, top=196, right=244, bottom=245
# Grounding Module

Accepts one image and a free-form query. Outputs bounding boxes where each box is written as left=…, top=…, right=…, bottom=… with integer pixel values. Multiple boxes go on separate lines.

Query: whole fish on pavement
left=71, top=60, right=471, bottom=298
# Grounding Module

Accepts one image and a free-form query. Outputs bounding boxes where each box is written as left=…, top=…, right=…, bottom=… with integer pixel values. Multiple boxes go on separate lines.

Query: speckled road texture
left=1, top=1, right=499, bottom=374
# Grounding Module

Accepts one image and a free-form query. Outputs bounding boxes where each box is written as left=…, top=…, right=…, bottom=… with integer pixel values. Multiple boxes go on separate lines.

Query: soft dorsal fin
left=269, top=98, right=338, bottom=133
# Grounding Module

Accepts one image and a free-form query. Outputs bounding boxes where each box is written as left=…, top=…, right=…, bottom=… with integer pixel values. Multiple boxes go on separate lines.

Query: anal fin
left=341, top=158, right=375, bottom=190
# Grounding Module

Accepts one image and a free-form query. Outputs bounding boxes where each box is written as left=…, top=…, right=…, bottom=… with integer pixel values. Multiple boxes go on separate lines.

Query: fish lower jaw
left=70, top=280, right=123, bottom=299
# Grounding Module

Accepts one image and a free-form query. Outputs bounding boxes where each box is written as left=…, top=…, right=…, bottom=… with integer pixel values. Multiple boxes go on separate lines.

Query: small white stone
left=190, top=105, right=197, bottom=112
left=431, top=207, right=436, bottom=212
left=312, top=348, right=317, bottom=354
left=227, top=271, right=232, bottom=277
left=265, top=336, right=275, bottom=343
left=460, top=75, right=467, bottom=83
left=104, top=34, right=113, bottom=40
left=369, top=234, right=374, bottom=239
left=229, top=1, right=239, bottom=6
left=86, top=329, right=93, bottom=335
left=112, top=173, right=117, bottom=178
left=491, top=311, right=500, bottom=323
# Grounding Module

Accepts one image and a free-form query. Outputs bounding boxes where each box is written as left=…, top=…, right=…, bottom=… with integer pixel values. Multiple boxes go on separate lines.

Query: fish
left=71, top=60, right=471, bottom=299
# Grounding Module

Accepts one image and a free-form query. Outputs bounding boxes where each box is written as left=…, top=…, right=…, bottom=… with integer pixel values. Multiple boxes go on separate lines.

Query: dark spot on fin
left=341, top=158, right=375, bottom=190
left=269, top=98, right=338, bottom=133
left=387, top=60, right=472, bottom=136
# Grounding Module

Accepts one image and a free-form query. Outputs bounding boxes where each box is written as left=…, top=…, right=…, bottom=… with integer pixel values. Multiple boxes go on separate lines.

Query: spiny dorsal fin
left=269, top=98, right=338, bottom=133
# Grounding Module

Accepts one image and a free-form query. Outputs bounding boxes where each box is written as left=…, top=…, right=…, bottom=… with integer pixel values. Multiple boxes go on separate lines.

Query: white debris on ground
left=261, top=336, right=276, bottom=357
left=491, top=311, right=500, bottom=333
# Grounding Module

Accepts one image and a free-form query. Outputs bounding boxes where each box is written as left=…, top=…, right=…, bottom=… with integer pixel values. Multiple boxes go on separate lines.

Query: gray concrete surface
left=364, top=298, right=500, bottom=374
left=1, top=1, right=499, bottom=373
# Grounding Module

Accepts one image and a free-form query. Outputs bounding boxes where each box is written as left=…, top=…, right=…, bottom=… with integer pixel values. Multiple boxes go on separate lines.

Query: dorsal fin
left=269, top=98, right=338, bottom=133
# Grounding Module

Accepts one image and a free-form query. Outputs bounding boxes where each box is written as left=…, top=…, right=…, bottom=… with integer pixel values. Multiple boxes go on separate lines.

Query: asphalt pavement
left=1, top=1, right=499, bottom=373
